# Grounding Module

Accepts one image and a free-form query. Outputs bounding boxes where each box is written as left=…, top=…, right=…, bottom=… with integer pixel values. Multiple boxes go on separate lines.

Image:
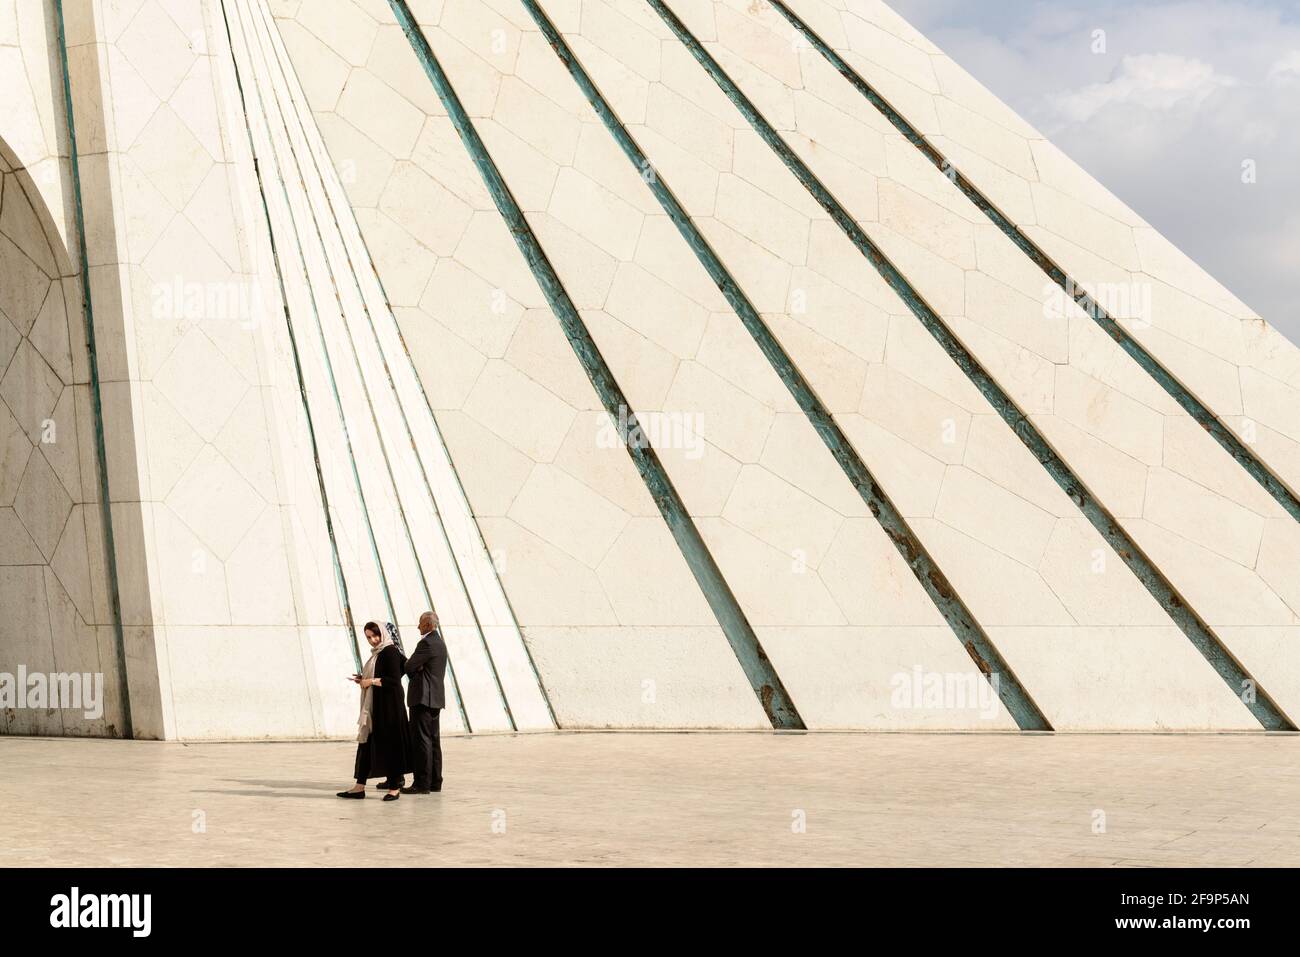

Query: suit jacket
left=404, top=628, right=447, bottom=710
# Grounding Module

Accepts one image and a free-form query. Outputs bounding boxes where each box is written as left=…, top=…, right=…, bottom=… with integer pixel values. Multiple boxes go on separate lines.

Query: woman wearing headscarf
left=337, top=621, right=412, bottom=801
left=384, top=620, right=405, bottom=656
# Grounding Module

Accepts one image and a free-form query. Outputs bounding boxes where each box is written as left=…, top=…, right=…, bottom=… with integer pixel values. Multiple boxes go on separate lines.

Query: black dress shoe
left=400, top=786, right=430, bottom=795
left=383, top=792, right=400, bottom=802
left=336, top=790, right=365, bottom=799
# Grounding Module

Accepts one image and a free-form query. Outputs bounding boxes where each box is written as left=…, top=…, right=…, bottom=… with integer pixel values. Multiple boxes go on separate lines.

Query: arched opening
left=0, top=137, right=123, bottom=736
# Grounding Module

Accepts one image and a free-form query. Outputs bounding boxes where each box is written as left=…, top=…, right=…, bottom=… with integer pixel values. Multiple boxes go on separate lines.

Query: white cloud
left=1053, top=53, right=1238, bottom=123
left=1268, top=49, right=1300, bottom=82
left=885, top=0, right=1300, bottom=343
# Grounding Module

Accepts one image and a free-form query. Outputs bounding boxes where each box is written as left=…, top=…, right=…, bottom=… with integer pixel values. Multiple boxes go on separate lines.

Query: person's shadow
left=188, top=779, right=345, bottom=800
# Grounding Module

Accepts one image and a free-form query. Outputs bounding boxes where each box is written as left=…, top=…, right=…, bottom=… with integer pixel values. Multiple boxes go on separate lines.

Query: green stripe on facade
left=523, top=0, right=1050, bottom=731
left=389, top=0, right=805, bottom=729
left=769, top=0, right=1300, bottom=526
left=53, top=0, right=133, bottom=738
left=649, top=0, right=1293, bottom=731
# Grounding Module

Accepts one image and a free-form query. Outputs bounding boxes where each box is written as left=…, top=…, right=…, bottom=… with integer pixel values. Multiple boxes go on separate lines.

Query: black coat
left=360, top=644, right=412, bottom=780
left=405, top=629, right=447, bottom=710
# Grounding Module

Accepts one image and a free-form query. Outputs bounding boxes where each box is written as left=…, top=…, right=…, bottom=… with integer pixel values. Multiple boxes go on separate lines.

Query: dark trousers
left=353, top=741, right=402, bottom=789
left=410, top=705, right=442, bottom=791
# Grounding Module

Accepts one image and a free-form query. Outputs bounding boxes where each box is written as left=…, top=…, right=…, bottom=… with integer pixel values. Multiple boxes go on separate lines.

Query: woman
left=337, top=621, right=412, bottom=802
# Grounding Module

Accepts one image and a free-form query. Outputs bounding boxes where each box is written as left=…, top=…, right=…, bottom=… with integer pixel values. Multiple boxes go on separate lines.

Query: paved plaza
left=3, top=732, right=1299, bottom=867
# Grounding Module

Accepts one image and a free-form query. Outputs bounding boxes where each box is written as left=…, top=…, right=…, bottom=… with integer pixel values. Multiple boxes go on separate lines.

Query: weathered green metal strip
left=220, top=0, right=363, bottom=673
left=769, top=0, right=1300, bottom=526
left=53, top=0, right=133, bottom=737
left=253, top=0, right=554, bottom=728
left=228, top=0, right=402, bottom=652
left=388, top=0, right=803, bottom=729
left=238, top=0, right=475, bottom=729
left=650, top=0, right=1294, bottom=731
left=523, top=0, right=1050, bottom=731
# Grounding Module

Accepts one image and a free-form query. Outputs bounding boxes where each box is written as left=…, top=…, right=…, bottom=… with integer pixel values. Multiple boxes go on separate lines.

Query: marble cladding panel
left=699, top=0, right=1300, bottom=724
left=276, top=0, right=779, bottom=729
left=781, top=0, right=1300, bottom=588
left=556, top=0, right=1271, bottom=727
left=23, top=0, right=374, bottom=738
left=7, top=0, right=1292, bottom=735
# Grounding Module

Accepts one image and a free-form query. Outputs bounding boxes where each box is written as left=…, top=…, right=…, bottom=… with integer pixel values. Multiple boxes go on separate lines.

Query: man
left=402, top=609, right=446, bottom=794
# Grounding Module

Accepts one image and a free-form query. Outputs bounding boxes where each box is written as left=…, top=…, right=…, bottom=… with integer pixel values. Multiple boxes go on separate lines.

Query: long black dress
left=353, top=644, right=413, bottom=786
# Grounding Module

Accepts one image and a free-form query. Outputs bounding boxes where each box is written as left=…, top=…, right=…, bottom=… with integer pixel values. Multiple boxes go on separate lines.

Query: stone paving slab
left=1, top=732, right=1297, bottom=867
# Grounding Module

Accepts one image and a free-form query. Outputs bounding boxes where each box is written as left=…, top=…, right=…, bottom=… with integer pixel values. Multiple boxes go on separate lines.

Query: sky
left=885, top=0, right=1300, bottom=345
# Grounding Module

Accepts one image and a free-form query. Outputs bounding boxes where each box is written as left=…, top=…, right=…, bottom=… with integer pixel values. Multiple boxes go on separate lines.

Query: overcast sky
left=885, top=0, right=1300, bottom=345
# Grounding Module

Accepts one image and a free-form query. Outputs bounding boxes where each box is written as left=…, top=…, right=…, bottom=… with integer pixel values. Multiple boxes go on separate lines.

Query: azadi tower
left=2, top=0, right=1298, bottom=739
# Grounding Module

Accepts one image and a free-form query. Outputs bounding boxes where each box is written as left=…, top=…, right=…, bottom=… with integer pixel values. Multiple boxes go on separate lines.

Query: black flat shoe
left=400, top=786, right=430, bottom=795
left=383, top=792, right=400, bottom=802
left=337, top=790, right=365, bottom=799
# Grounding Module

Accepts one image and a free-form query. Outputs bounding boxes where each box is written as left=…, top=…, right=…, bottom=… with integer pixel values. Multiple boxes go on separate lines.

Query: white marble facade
left=1, top=0, right=1295, bottom=737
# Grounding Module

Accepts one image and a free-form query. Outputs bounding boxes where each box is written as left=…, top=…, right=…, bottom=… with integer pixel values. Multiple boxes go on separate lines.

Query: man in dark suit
left=402, top=609, right=447, bottom=794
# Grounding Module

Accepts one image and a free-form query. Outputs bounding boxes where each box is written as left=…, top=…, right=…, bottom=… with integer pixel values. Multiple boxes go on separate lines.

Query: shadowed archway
left=0, top=131, right=128, bottom=736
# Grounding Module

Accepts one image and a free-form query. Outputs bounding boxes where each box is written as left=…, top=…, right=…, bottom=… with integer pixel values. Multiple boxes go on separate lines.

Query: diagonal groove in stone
left=52, top=0, right=133, bottom=738
left=387, top=0, right=805, bottom=730
left=262, top=1, right=557, bottom=731
left=241, top=0, right=485, bottom=730
left=525, top=0, right=1050, bottom=731
left=257, top=0, right=559, bottom=732
left=770, top=0, right=1300, bottom=527
left=649, top=0, right=1295, bottom=731
left=221, top=0, right=379, bottom=677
